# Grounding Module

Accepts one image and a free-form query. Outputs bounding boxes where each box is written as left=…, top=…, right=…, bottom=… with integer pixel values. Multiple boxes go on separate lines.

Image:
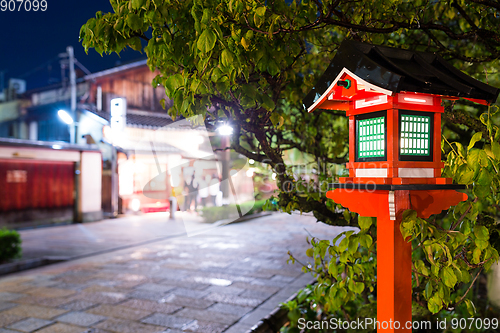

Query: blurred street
left=0, top=213, right=351, bottom=333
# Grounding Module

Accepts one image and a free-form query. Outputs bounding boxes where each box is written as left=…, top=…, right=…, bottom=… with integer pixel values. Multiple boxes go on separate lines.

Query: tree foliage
left=80, top=0, right=500, bottom=323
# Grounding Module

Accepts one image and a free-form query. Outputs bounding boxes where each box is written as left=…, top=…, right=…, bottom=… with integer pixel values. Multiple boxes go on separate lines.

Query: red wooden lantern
left=304, top=41, right=499, bottom=332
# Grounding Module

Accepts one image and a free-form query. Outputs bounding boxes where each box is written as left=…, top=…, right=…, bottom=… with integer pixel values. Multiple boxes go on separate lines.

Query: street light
left=58, top=109, right=74, bottom=125
left=217, top=124, right=233, bottom=136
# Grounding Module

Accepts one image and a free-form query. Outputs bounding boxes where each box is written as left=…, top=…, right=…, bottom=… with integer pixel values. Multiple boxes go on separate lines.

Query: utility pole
left=67, top=46, right=77, bottom=144
left=0, top=70, right=6, bottom=93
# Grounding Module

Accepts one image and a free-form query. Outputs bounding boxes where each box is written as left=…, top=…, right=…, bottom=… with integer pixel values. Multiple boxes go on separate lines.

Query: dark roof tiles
left=304, top=40, right=500, bottom=109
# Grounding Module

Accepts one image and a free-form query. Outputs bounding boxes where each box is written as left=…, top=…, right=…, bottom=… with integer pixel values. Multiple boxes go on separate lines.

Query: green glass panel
left=400, top=115, right=431, bottom=156
left=357, top=117, right=385, bottom=158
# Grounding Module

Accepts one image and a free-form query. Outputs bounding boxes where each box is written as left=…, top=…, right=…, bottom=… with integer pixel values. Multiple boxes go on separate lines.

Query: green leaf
left=456, top=165, right=474, bottom=184
left=261, top=94, right=275, bottom=111
left=441, top=266, right=457, bottom=288
left=328, top=261, right=338, bottom=276
left=354, top=281, right=365, bottom=294
left=348, top=237, right=358, bottom=255
left=467, top=149, right=481, bottom=171
left=131, top=0, right=145, bottom=10
left=270, top=112, right=284, bottom=129
left=473, top=225, right=489, bottom=240
left=358, top=216, right=373, bottom=231
left=472, top=247, right=481, bottom=264
left=476, top=169, right=493, bottom=185
left=465, top=299, right=476, bottom=316
left=359, top=234, right=373, bottom=249
left=267, top=59, right=279, bottom=76
left=492, top=141, right=500, bottom=160
left=338, top=237, right=349, bottom=252
left=127, top=13, right=143, bottom=30
left=164, top=74, right=184, bottom=96
left=241, top=37, right=250, bottom=50
left=424, top=281, right=433, bottom=300
left=254, top=7, right=266, bottom=27
left=220, top=49, right=235, bottom=69
left=255, top=6, right=266, bottom=17
left=468, top=132, right=482, bottom=151
left=428, top=294, right=442, bottom=314
left=415, top=259, right=429, bottom=276
left=128, top=37, right=142, bottom=51
left=197, top=29, right=217, bottom=53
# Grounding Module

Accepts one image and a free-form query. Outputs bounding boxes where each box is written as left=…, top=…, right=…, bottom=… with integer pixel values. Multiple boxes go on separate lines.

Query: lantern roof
left=303, top=40, right=500, bottom=111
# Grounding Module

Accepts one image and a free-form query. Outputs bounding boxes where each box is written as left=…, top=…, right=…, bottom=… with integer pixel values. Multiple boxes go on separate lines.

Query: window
left=400, top=115, right=430, bottom=156
left=399, top=112, right=433, bottom=161
left=357, top=115, right=386, bottom=160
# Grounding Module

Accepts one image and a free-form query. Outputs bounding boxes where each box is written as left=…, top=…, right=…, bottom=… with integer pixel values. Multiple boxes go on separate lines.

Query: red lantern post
left=305, top=41, right=499, bottom=332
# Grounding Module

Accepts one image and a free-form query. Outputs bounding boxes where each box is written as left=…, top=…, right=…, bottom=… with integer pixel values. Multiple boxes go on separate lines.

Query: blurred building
left=0, top=55, right=258, bottom=228
left=0, top=58, right=213, bottom=228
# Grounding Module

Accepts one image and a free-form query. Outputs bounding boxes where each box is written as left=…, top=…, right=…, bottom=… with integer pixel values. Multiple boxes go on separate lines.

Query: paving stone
left=250, top=278, right=286, bottom=287
left=53, top=284, right=87, bottom=291
left=0, top=303, right=16, bottom=312
left=175, top=308, right=240, bottom=325
left=0, top=284, right=32, bottom=293
left=74, top=292, right=127, bottom=305
left=154, top=329, right=183, bottom=333
left=135, top=283, right=175, bottom=294
left=80, top=286, right=121, bottom=294
left=0, top=293, right=23, bottom=302
left=238, top=308, right=273, bottom=326
left=257, top=268, right=302, bottom=278
left=238, top=289, right=275, bottom=300
left=0, top=313, right=24, bottom=327
left=140, top=313, right=193, bottom=330
left=1, top=304, right=68, bottom=320
left=127, top=290, right=163, bottom=302
left=7, top=317, right=53, bottom=332
left=229, top=282, right=280, bottom=294
left=87, top=304, right=150, bottom=321
left=170, top=288, right=209, bottom=299
left=158, top=295, right=214, bottom=309
left=203, top=286, right=244, bottom=296
left=13, top=296, right=74, bottom=308
left=114, top=274, right=148, bottom=283
left=151, top=271, right=192, bottom=281
left=119, top=299, right=182, bottom=314
left=35, top=323, right=88, bottom=333
left=82, top=329, right=114, bottom=333
left=24, top=288, right=77, bottom=299
left=0, top=328, right=19, bottom=333
left=56, top=312, right=106, bottom=326
left=181, top=319, right=228, bottom=333
left=204, top=293, right=262, bottom=307
left=270, top=275, right=296, bottom=283
left=156, top=279, right=210, bottom=291
left=221, top=322, right=252, bottom=333
left=207, top=303, right=252, bottom=317
left=59, top=300, right=97, bottom=311
left=95, top=318, right=166, bottom=333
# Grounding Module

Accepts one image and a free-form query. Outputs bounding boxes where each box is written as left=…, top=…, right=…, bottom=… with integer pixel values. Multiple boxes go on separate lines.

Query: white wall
left=81, top=151, right=102, bottom=213
left=488, top=262, right=500, bottom=309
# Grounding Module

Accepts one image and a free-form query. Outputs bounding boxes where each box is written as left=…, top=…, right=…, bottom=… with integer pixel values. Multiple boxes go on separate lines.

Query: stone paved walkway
left=0, top=213, right=350, bottom=333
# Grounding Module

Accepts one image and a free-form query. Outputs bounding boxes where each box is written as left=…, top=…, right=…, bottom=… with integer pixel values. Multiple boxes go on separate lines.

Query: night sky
left=0, top=0, right=144, bottom=90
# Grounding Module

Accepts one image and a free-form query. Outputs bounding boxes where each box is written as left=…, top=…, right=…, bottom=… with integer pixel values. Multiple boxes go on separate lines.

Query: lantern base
left=326, top=188, right=468, bottom=219
left=329, top=183, right=465, bottom=191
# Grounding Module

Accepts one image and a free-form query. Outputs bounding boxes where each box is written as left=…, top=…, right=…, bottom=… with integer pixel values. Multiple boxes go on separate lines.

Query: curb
left=214, top=212, right=274, bottom=226
left=245, top=278, right=317, bottom=333
left=0, top=257, right=66, bottom=276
